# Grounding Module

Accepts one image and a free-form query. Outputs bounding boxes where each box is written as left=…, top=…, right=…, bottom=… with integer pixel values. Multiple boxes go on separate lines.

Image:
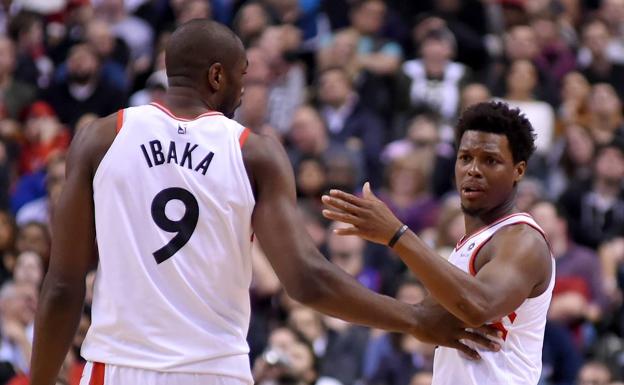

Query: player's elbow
left=456, top=295, right=491, bottom=328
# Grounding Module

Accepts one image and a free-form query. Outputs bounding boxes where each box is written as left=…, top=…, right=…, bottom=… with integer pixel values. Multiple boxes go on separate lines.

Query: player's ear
left=207, top=63, right=224, bottom=91
left=513, top=160, right=526, bottom=185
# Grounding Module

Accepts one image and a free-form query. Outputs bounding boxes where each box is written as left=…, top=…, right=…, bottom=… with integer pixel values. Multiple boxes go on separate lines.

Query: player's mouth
left=461, top=183, right=486, bottom=199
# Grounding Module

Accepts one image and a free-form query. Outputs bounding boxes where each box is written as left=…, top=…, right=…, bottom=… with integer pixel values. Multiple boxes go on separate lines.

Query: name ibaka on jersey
left=139, top=140, right=215, bottom=175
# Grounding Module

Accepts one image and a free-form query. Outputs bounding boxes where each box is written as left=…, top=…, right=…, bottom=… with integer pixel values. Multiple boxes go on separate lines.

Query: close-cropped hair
left=455, top=101, right=536, bottom=164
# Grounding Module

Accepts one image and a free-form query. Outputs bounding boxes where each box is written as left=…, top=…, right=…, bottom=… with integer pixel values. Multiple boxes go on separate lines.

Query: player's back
left=81, top=103, right=255, bottom=381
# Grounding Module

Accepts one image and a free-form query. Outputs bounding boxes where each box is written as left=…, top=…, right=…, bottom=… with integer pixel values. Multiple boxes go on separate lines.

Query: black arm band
left=388, top=224, right=409, bottom=248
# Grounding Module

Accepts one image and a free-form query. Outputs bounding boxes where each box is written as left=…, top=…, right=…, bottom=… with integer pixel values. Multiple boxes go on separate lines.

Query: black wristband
left=388, top=224, right=409, bottom=248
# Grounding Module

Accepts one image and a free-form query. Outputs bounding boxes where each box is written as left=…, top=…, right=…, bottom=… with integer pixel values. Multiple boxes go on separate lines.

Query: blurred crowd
left=0, top=0, right=620, bottom=384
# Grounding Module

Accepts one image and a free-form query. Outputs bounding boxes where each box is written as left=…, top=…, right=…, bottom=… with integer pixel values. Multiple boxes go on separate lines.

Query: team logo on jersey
left=468, top=242, right=475, bottom=251
left=178, top=124, right=187, bottom=134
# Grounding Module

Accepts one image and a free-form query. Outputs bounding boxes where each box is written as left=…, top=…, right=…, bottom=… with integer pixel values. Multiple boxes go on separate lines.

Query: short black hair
left=455, top=101, right=536, bottom=163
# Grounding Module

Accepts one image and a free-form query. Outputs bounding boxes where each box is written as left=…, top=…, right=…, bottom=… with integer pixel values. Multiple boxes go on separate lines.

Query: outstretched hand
left=322, top=182, right=405, bottom=246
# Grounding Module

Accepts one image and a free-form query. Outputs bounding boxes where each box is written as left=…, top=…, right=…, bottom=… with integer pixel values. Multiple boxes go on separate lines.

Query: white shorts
left=79, top=362, right=253, bottom=385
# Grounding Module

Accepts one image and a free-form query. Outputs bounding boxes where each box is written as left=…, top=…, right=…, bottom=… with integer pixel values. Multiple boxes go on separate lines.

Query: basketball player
left=323, top=101, right=554, bottom=385
left=30, top=20, right=500, bottom=385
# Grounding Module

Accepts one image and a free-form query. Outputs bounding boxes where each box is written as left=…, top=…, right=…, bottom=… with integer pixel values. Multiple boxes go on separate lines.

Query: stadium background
left=0, top=0, right=621, bottom=384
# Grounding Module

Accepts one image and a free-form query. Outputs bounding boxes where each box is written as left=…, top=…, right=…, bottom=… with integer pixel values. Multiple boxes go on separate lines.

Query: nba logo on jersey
left=178, top=124, right=186, bottom=134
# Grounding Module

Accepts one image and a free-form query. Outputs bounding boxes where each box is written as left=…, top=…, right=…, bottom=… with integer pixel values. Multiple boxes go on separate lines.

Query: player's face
left=455, top=131, right=525, bottom=217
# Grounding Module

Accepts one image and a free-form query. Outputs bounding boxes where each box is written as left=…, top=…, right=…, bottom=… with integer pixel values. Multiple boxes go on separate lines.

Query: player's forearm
left=30, top=277, right=85, bottom=385
left=295, top=260, right=418, bottom=335
left=393, top=232, right=493, bottom=327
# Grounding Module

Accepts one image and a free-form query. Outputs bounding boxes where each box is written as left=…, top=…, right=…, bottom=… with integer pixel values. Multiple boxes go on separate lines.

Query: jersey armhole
left=115, top=109, right=125, bottom=134
left=239, top=127, right=251, bottom=148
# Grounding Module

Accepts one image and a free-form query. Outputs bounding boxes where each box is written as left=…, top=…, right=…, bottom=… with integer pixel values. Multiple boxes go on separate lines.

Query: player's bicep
left=47, top=128, right=98, bottom=282
left=246, top=134, right=321, bottom=290
left=473, top=227, right=551, bottom=321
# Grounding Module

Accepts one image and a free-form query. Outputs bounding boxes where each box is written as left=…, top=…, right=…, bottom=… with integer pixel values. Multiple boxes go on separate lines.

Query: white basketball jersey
left=432, top=213, right=555, bottom=385
left=81, top=103, right=255, bottom=382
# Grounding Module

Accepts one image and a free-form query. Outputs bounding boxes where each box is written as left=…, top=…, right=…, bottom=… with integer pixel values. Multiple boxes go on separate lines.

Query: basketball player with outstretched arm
left=30, top=20, right=500, bottom=385
left=323, top=101, right=554, bottom=385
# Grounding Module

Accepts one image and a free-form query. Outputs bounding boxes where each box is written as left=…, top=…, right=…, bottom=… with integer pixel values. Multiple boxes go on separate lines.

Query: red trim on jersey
left=150, top=102, right=223, bottom=121
left=455, top=213, right=529, bottom=251
left=508, top=311, right=517, bottom=323
left=239, top=128, right=251, bottom=148
left=467, top=218, right=548, bottom=276
left=89, top=362, right=105, bottom=385
left=490, top=321, right=509, bottom=340
left=115, top=109, right=124, bottom=133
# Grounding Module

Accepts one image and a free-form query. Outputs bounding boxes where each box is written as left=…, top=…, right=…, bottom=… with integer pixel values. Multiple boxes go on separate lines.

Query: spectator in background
left=94, top=0, right=154, bottom=76
left=577, top=361, right=612, bottom=385
left=558, top=71, right=592, bottom=129
left=233, top=2, right=270, bottom=47
left=16, top=154, right=65, bottom=226
left=598, top=0, right=624, bottom=64
left=559, top=140, right=624, bottom=249
left=0, top=36, right=35, bottom=121
left=44, top=43, right=125, bottom=131
left=0, top=210, right=16, bottom=285
left=587, top=83, right=624, bottom=146
left=530, top=201, right=609, bottom=324
left=317, top=67, right=385, bottom=185
left=398, top=27, right=470, bottom=123
left=288, top=105, right=365, bottom=187
left=175, top=0, right=211, bottom=26
left=579, top=18, right=624, bottom=100
left=0, top=282, right=37, bottom=376
left=530, top=13, right=576, bottom=85
left=502, top=59, right=555, bottom=156
left=254, top=25, right=305, bottom=135
left=7, top=11, right=53, bottom=88
left=18, top=101, right=69, bottom=175
left=15, top=222, right=49, bottom=267
left=83, top=18, right=130, bottom=92
left=12, top=251, right=42, bottom=289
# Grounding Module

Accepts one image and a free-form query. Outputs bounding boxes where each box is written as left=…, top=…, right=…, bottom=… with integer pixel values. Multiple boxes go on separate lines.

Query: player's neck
left=162, top=87, right=218, bottom=118
left=463, top=197, right=518, bottom=236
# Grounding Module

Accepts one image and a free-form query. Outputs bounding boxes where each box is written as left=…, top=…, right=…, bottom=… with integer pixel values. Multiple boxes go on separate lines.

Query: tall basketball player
left=323, top=101, right=554, bottom=385
left=30, top=20, right=500, bottom=385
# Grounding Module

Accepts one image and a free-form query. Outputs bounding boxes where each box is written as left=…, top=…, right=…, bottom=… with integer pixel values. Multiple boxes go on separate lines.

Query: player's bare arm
left=30, top=113, right=117, bottom=385
left=242, top=132, right=501, bottom=357
left=322, top=183, right=552, bottom=327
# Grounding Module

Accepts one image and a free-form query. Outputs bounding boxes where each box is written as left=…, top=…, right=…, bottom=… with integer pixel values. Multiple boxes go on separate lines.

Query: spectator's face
left=461, top=84, right=491, bottom=111
left=421, top=38, right=452, bottom=64
left=565, top=124, right=594, bottom=166
left=328, top=223, right=364, bottom=277
left=410, top=372, right=433, bottom=385
left=561, top=72, right=590, bottom=102
left=14, top=251, right=43, bottom=288
left=318, top=70, right=351, bottom=107
left=407, top=117, right=439, bottom=156
left=506, top=60, right=538, bottom=95
left=529, top=202, right=565, bottom=242
left=268, top=327, right=298, bottom=353
left=601, top=0, right=624, bottom=26
left=589, top=84, right=621, bottom=116
left=351, top=0, right=386, bottom=35
left=0, top=37, right=15, bottom=77
left=285, top=341, right=315, bottom=380
left=86, top=21, right=114, bottom=57
left=396, top=283, right=426, bottom=304
left=583, top=22, right=610, bottom=57
left=296, top=159, right=326, bottom=197
left=595, top=147, right=624, bottom=183
left=238, top=84, right=268, bottom=128
left=578, top=364, right=611, bottom=385
left=67, top=46, right=99, bottom=85
left=2, top=284, right=37, bottom=325
left=177, top=0, right=211, bottom=25
left=245, top=48, right=270, bottom=84
left=289, top=307, right=323, bottom=342
left=236, top=3, right=269, bottom=40
left=16, top=224, right=50, bottom=261
left=290, top=107, right=326, bottom=154
left=505, top=26, right=538, bottom=61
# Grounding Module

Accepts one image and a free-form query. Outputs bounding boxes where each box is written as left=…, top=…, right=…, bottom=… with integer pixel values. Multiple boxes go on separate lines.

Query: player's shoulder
left=241, top=130, right=292, bottom=192
left=490, top=222, right=551, bottom=259
left=67, top=111, right=119, bottom=175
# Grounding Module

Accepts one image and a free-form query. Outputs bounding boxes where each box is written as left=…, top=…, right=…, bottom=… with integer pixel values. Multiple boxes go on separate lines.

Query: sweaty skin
left=322, top=131, right=552, bottom=327
left=30, top=21, right=500, bottom=385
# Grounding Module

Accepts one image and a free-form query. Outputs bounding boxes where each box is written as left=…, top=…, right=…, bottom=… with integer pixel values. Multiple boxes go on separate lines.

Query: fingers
left=450, top=340, right=481, bottom=360
left=474, top=325, right=504, bottom=340
left=362, top=182, right=379, bottom=201
left=322, top=195, right=365, bottom=216
left=328, top=189, right=371, bottom=207
left=461, top=330, right=501, bottom=352
left=322, top=208, right=362, bottom=226
left=333, top=226, right=360, bottom=236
